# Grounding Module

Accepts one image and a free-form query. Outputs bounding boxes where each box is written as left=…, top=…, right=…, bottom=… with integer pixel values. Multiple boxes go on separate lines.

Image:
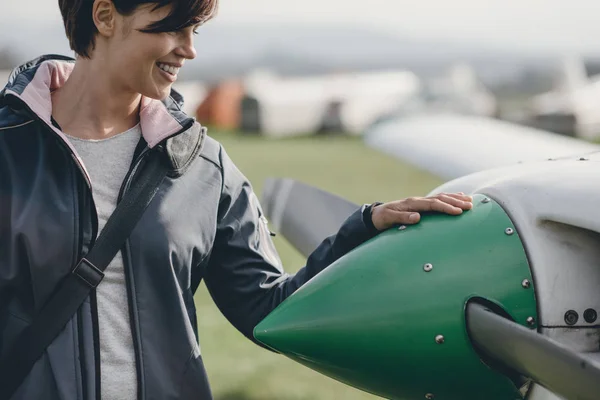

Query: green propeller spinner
left=254, top=194, right=537, bottom=400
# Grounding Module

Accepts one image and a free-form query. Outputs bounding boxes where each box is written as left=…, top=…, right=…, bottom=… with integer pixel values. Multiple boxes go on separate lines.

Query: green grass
left=194, top=132, right=443, bottom=399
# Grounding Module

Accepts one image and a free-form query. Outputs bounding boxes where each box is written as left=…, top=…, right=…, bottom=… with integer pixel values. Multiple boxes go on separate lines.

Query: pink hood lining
left=6, top=59, right=184, bottom=149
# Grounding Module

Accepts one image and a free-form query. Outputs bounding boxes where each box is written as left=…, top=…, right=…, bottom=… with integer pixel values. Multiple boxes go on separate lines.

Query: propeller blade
left=261, top=178, right=359, bottom=258
left=467, top=302, right=600, bottom=400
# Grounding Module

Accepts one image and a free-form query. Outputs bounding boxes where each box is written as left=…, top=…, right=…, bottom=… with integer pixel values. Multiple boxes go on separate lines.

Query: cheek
left=117, top=45, right=156, bottom=77
left=140, top=35, right=173, bottom=56
left=111, top=35, right=174, bottom=93
left=120, top=35, right=168, bottom=63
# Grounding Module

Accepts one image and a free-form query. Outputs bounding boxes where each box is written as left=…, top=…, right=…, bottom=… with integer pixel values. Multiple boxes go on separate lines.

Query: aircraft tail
left=555, top=55, right=588, bottom=92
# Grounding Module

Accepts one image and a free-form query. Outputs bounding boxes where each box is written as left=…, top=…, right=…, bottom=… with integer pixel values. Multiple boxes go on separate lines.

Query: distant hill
left=184, top=24, right=560, bottom=85
left=0, top=21, right=562, bottom=84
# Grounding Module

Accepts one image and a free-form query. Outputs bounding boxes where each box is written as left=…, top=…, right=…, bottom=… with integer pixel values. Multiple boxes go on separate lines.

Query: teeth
left=157, top=63, right=180, bottom=76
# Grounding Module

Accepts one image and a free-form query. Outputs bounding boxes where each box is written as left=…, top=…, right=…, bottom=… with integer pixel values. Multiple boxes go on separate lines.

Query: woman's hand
left=371, top=193, right=473, bottom=231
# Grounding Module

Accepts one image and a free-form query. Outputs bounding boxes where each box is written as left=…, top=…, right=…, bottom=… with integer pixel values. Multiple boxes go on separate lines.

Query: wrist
left=363, top=202, right=384, bottom=233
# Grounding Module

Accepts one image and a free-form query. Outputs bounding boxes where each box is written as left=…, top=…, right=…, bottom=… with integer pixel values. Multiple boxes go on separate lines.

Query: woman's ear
left=93, top=0, right=117, bottom=38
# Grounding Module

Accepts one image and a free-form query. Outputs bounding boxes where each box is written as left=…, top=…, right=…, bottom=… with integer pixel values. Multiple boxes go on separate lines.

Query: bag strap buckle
left=72, top=258, right=105, bottom=288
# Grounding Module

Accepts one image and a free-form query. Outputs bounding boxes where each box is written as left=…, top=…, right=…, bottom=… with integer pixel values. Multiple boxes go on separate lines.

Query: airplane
left=398, top=63, right=498, bottom=119
left=526, top=55, right=600, bottom=139
left=253, top=114, right=600, bottom=400
left=239, top=68, right=421, bottom=137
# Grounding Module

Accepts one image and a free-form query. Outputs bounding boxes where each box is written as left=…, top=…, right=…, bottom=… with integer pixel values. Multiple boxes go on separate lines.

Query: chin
left=142, top=87, right=172, bottom=101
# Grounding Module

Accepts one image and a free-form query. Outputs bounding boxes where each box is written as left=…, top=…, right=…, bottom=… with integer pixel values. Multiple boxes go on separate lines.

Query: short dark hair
left=58, top=0, right=218, bottom=58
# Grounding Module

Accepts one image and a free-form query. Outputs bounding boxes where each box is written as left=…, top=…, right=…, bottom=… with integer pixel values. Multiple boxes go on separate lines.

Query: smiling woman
left=55, top=0, right=216, bottom=105
left=0, top=1, right=472, bottom=400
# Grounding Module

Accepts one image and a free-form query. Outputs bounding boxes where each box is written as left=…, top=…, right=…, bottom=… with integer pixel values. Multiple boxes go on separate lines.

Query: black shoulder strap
left=0, top=152, right=169, bottom=399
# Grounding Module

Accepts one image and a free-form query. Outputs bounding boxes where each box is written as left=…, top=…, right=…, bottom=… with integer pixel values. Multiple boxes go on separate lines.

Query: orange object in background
left=196, top=80, right=245, bottom=130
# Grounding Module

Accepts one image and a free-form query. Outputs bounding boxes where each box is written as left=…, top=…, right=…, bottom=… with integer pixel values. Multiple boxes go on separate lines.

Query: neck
left=51, top=57, right=141, bottom=140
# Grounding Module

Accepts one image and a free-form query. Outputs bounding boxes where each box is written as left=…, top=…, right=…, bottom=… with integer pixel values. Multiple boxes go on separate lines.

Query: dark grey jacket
left=0, top=55, right=380, bottom=400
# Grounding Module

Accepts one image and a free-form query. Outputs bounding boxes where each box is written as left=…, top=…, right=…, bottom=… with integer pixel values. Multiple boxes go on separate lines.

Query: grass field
left=194, top=131, right=443, bottom=400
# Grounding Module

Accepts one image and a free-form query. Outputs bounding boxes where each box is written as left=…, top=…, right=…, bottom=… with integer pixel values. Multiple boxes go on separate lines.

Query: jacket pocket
left=179, top=353, right=213, bottom=399
left=3, top=313, right=63, bottom=400
left=2, top=309, right=30, bottom=358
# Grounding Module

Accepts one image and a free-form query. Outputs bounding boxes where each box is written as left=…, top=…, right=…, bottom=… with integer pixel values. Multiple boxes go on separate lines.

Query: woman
left=0, top=1, right=473, bottom=399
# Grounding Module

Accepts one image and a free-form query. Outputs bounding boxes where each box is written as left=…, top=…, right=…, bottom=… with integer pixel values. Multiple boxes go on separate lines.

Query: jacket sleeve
left=203, top=146, right=381, bottom=344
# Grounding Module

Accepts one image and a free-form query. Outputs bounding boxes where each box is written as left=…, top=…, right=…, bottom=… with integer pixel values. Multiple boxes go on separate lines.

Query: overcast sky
left=0, top=0, right=598, bottom=53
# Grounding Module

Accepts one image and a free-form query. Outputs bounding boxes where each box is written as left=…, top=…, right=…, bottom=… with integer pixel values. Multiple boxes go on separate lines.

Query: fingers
left=436, top=194, right=473, bottom=210
left=371, top=192, right=474, bottom=230
left=399, top=193, right=473, bottom=214
left=443, top=192, right=473, bottom=202
left=403, top=196, right=463, bottom=215
left=373, top=209, right=421, bottom=230
left=371, top=206, right=421, bottom=230
left=427, top=198, right=464, bottom=214
left=391, top=211, right=421, bottom=225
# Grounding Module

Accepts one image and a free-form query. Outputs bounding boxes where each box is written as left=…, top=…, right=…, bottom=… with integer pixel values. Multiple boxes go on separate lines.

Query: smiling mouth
left=157, top=63, right=180, bottom=77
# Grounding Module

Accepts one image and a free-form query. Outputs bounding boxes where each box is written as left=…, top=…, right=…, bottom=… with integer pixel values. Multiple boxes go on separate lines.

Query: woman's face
left=104, top=4, right=198, bottom=100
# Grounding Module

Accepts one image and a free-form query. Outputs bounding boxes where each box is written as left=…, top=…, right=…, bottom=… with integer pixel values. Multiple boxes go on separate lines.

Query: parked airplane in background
left=398, top=63, right=498, bottom=119
left=527, top=55, right=600, bottom=140
left=240, top=69, right=421, bottom=137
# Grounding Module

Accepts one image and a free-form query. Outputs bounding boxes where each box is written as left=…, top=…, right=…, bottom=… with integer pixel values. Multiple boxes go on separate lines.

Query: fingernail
left=409, top=213, right=419, bottom=222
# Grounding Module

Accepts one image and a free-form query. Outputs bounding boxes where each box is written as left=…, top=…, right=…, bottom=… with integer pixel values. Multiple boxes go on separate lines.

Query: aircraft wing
left=364, top=113, right=600, bottom=181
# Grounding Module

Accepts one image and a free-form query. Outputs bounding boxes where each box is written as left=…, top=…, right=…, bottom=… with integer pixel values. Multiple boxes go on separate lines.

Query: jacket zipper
left=115, top=120, right=194, bottom=400
left=74, top=167, right=87, bottom=400
left=75, top=175, right=98, bottom=400
left=115, top=146, right=152, bottom=400
left=60, top=140, right=99, bottom=400
left=6, top=94, right=100, bottom=400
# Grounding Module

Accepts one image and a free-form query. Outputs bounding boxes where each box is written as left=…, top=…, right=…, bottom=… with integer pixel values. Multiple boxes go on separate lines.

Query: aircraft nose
left=254, top=194, right=537, bottom=400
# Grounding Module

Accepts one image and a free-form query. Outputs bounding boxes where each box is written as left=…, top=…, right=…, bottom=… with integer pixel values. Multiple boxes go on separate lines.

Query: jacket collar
left=3, top=54, right=205, bottom=175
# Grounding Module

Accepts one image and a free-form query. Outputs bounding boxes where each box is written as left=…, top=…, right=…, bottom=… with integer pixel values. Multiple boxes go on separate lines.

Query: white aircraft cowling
left=430, top=154, right=600, bottom=400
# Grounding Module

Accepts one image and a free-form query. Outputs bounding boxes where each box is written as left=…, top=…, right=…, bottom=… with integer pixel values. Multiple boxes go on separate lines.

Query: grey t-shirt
left=67, top=124, right=142, bottom=400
